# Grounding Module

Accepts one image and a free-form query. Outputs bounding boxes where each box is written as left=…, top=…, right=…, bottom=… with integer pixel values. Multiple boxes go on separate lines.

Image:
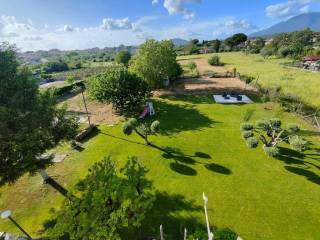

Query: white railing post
left=160, top=224, right=164, bottom=240
left=203, top=192, right=214, bottom=240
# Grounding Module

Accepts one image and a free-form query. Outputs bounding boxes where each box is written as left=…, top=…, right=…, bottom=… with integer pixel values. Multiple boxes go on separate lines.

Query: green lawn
left=178, top=53, right=320, bottom=108
left=0, top=96, right=319, bottom=239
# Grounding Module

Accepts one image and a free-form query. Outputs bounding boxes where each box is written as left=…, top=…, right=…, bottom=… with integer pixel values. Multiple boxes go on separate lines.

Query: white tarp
left=213, top=95, right=253, bottom=104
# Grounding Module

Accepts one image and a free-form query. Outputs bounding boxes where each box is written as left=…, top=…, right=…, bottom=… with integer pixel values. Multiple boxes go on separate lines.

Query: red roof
left=303, top=55, right=320, bottom=61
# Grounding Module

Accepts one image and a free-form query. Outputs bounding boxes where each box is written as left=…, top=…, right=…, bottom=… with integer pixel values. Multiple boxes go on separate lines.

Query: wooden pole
left=81, top=89, right=91, bottom=125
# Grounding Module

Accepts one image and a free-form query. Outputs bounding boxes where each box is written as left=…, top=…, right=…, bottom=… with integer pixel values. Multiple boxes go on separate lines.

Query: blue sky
left=0, top=0, right=320, bottom=51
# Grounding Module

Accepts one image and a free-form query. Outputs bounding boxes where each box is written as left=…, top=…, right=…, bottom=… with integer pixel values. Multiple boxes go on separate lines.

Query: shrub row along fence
left=54, top=80, right=85, bottom=97
left=238, top=74, right=320, bottom=129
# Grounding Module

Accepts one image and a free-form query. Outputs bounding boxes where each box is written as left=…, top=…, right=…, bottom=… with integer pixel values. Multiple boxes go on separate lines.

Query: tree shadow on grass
left=152, top=99, right=216, bottom=135
left=276, top=147, right=320, bottom=185
left=46, top=177, right=74, bottom=198
left=205, top=163, right=232, bottom=175
left=285, top=166, right=320, bottom=185
left=134, top=191, right=205, bottom=240
left=170, top=162, right=197, bottom=176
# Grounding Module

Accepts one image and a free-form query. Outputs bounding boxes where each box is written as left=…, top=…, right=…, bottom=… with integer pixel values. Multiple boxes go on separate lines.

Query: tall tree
left=129, top=39, right=182, bottom=88
left=48, top=156, right=154, bottom=239
left=0, top=43, right=78, bottom=185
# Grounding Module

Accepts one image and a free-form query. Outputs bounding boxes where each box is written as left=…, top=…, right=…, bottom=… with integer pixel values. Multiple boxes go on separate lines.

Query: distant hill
left=250, top=12, right=320, bottom=37
left=170, top=38, right=189, bottom=46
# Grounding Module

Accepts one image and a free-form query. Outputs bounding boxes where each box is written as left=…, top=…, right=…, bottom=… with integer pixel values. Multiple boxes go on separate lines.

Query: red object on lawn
left=139, top=107, right=150, bottom=119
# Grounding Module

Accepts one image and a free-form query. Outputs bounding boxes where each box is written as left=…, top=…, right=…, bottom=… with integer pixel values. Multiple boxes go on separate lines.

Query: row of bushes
left=54, top=80, right=85, bottom=96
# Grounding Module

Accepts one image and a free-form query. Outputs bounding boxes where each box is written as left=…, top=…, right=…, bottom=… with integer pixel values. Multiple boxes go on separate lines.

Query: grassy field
left=0, top=96, right=319, bottom=240
left=178, top=53, right=320, bottom=108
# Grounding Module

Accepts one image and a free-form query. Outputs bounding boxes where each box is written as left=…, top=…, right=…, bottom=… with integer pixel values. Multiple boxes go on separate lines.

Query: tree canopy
left=115, top=50, right=132, bottom=66
left=86, top=65, right=151, bottom=114
left=129, top=39, right=182, bottom=88
left=224, top=33, right=248, bottom=48
left=48, top=156, right=154, bottom=240
left=0, top=43, right=78, bottom=185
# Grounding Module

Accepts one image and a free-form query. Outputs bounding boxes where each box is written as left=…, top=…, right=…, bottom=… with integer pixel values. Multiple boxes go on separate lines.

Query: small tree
left=48, top=156, right=154, bottom=239
left=260, top=46, right=274, bottom=59
left=240, top=119, right=309, bottom=157
left=115, top=50, right=132, bottom=66
left=87, top=65, right=151, bottom=114
left=122, top=118, right=160, bottom=145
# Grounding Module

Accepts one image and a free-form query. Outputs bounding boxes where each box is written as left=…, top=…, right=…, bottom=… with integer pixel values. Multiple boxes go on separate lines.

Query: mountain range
left=250, top=12, right=320, bottom=37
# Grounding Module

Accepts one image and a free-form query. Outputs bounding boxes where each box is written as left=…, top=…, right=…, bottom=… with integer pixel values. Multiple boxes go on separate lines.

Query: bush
left=263, top=146, right=279, bottom=157
left=150, top=120, right=160, bottom=133
left=208, top=55, right=223, bottom=66
left=287, top=123, right=300, bottom=134
left=246, top=137, right=258, bottom=148
left=289, top=135, right=309, bottom=152
left=242, top=130, right=253, bottom=139
left=240, top=122, right=254, bottom=131
left=115, top=50, right=131, bottom=66
left=122, top=122, right=133, bottom=135
left=256, top=120, right=270, bottom=130
left=215, top=228, right=238, bottom=240
left=270, top=118, right=282, bottom=128
left=87, top=65, right=151, bottom=114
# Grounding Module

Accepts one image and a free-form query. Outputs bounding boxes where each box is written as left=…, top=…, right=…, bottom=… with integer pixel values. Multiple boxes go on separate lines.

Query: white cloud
left=159, top=0, right=201, bottom=19
left=24, top=36, right=43, bottom=41
left=265, top=0, right=318, bottom=18
left=63, top=25, right=74, bottom=32
left=1, top=14, right=257, bottom=51
left=100, top=17, right=133, bottom=30
left=152, top=0, right=159, bottom=5
left=0, top=15, right=35, bottom=37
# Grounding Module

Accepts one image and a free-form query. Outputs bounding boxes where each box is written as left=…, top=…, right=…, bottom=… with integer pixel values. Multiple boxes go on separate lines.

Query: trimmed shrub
left=270, top=118, right=282, bottom=128
left=256, top=120, right=269, bottom=130
left=208, top=55, right=223, bottom=66
left=287, top=123, right=300, bottom=134
left=246, top=137, right=259, bottom=148
left=263, top=146, right=279, bottom=157
left=150, top=120, right=160, bottom=133
left=122, top=122, right=133, bottom=135
left=242, top=130, right=253, bottom=139
left=289, top=135, right=309, bottom=152
left=241, top=122, right=254, bottom=131
left=215, top=228, right=238, bottom=240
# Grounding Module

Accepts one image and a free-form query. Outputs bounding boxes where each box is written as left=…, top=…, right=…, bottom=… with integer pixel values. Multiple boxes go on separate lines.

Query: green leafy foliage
left=242, top=130, right=254, bottom=139
left=287, top=123, right=300, bottom=134
left=122, top=118, right=160, bottom=145
left=0, top=43, right=79, bottom=185
left=115, top=50, right=132, bottom=66
left=129, top=39, right=182, bottom=88
left=215, top=228, right=238, bottom=240
left=263, top=146, right=280, bottom=157
left=42, top=60, right=69, bottom=73
left=87, top=65, right=151, bottom=114
left=241, top=118, right=309, bottom=156
left=246, top=137, right=259, bottom=148
left=208, top=55, right=223, bottom=66
left=48, top=156, right=154, bottom=239
left=240, top=122, right=254, bottom=131
left=224, top=33, right=248, bottom=49
left=289, top=135, right=309, bottom=152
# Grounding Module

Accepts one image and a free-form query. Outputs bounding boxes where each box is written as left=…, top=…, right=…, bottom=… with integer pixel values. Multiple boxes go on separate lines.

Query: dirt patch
left=179, top=58, right=229, bottom=74
left=165, top=58, right=257, bottom=96
left=59, top=92, right=120, bottom=125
